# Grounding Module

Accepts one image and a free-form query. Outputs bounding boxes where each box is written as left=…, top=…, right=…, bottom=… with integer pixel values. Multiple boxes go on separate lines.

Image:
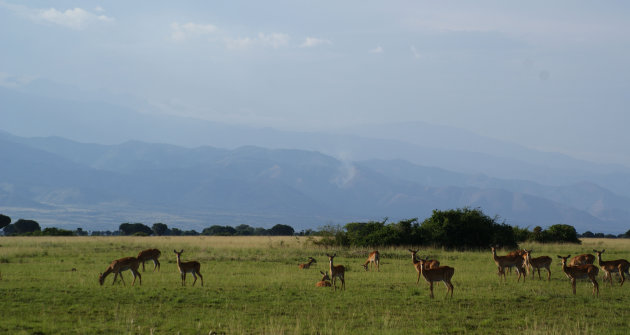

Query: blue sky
left=1, top=1, right=630, bottom=166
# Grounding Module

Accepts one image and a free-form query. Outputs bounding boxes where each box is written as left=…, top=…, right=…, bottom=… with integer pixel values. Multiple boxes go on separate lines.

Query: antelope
left=409, top=249, right=439, bottom=284
left=316, top=271, right=332, bottom=287
left=418, top=258, right=454, bottom=299
left=98, top=257, right=141, bottom=286
left=523, top=249, right=552, bottom=281
left=568, top=253, right=595, bottom=266
left=491, top=246, right=526, bottom=282
left=362, top=251, right=380, bottom=271
left=137, top=248, right=161, bottom=272
left=558, top=255, right=599, bottom=296
left=504, top=249, right=526, bottom=274
left=593, top=249, right=630, bottom=286
left=298, top=257, right=317, bottom=269
left=173, top=250, right=203, bottom=286
left=326, top=254, right=345, bottom=291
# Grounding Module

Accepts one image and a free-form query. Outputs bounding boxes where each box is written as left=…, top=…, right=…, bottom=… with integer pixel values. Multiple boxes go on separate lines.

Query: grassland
left=1, top=236, right=630, bottom=334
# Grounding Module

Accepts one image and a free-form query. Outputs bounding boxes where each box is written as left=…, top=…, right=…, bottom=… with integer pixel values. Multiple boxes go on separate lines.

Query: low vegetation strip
left=1, top=236, right=630, bottom=334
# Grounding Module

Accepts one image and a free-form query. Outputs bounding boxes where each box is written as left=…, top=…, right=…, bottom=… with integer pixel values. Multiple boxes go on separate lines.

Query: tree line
left=2, top=209, right=630, bottom=249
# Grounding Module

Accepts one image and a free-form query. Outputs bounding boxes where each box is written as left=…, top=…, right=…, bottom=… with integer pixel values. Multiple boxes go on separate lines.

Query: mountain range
left=1, top=81, right=630, bottom=233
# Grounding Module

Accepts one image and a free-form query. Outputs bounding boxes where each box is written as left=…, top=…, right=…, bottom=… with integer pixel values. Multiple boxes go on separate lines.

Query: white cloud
left=257, top=33, right=289, bottom=49
left=225, top=32, right=289, bottom=50
left=410, top=45, right=421, bottom=59
left=0, top=72, right=36, bottom=88
left=300, top=37, right=332, bottom=48
left=369, top=46, right=384, bottom=54
left=2, top=2, right=114, bottom=30
left=171, top=22, right=218, bottom=41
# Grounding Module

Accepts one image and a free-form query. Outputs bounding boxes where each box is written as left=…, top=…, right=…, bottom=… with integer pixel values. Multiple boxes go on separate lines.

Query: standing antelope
left=558, top=255, right=599, bottom=296
left=418, top=258, right=454, bottom=299
left=593, top=249, right=630, bottom=286
left=326, top=254, right=345, bottom=291
left=98, top=257, right=141, bottom=286
left=137, top=248, right=161, bottom=272
left=362, top=251, right=380, bottom=271
left=298, top=257, right=317, bottom=269
left=409, top=249, right=439, bottom=284
left=568, top=253, right=595, bottom=266
left=173, top=250, right=203, bottom=286
left=523, top=249, right=552, bottom=281
left=316, top=271, right=332, bottom=287
left=491, top=246, right=526, bottom=282
left=504, top=249, right=526, bottom=274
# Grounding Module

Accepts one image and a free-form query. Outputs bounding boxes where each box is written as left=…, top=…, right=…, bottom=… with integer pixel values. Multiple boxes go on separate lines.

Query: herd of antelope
left=301, top=249, right=455, bottom=299
left=491, top=246, right=630, bottom=297
left=99, top=245, right=629, bottom=299
left=98, top=248, right=204, bottom=287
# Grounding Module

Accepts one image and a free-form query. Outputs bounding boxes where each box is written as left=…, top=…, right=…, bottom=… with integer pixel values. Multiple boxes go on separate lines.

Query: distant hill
left=1, top=132, right=627, bottom=233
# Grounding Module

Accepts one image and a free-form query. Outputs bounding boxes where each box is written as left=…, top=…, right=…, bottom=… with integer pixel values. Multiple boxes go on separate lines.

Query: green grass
left=1, top=237, right=630, bottom=334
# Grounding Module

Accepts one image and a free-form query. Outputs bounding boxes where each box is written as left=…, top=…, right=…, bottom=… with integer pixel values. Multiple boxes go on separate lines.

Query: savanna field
left=1, top=236, right=630, bottom=334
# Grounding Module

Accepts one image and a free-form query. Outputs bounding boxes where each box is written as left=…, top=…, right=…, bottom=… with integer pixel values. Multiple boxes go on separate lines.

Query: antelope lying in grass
left=315, top=271, right=332, bottom=287
left=299, top=257, right=317, bottom=269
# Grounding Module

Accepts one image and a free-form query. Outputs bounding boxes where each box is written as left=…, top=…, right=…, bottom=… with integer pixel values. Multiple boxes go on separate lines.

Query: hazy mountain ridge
left=4, top=84, right=630, bottom=199
left=0, top=132, right=626, bottom=233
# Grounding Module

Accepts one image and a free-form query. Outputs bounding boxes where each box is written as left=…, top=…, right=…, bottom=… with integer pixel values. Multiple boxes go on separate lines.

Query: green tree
left=545, top=224, right=580, bottom=244
left=152, top=223, right=169, bottom=236
left=202, top=225, right=236, bottom=236
left=0, top=214, right=11, bottom=229
left=119, top=223, right=152, bottom=236
left=267, top=224, right=295, bottom=236
left=42, top=227, right=74, bottom=236
left=13, top=219, right=41, bottom=235
left=419, top=208, right=516, bottom=250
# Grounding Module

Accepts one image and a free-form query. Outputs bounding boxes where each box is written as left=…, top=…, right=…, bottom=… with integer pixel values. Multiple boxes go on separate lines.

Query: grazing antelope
left=316, top=271, right=332, bottom=287
left=491, top=246, right=526, bottom=282
left=326, top=254, right=345, bottom=291
left=523, top=249, right=552, bottom=281
left=299, top=257, right=317, bottom=269
left=137, top=248, right=161, bottom=272
left=593, top=249, right=630, bottom=286
left=362, top=251, right=380, bottom=271
left=558, top=255, right=599, bottom=296
left=409, top=249, right=439, bottom=284
left=418, top=258, right=454, bottom=299
left=173, top=250, right=203, bottom=287
left=98, top=257, right=141, bottom=286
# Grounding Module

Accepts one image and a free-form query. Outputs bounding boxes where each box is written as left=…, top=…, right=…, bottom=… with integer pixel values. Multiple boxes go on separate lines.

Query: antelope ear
left=557, top=255, right=562, bottom=259
left=173, top=250, right=177, bottom=253
left=592, top=249, right=597, bottom=252
left=602, top=249, right=605, bottom=253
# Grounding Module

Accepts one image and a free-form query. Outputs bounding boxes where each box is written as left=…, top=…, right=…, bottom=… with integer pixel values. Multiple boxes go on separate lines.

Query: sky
left=1, top=1, right=630, bottom=166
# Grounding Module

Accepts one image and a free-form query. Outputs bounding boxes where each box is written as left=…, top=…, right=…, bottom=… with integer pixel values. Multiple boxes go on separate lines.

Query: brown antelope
left=491, top=246, right=526, bottom=282
left=98, top=257, right=141, bottom=286
left=558, top=255, right=599, bottom=296
left=593, top=249, right=630, bottom=286
left=523, top=249, right=552, bottom=281
left=137, top=248, right=161, bottom=272
left=315, top=271, right=332, bottom=287
left=326, top=254, right=345, bottom=291
left=298, top=257, right=317, bottom=269
left=409, top=249, right=439, bottom=284
left=362, top=251, right=380, bottom=271
left=418, top=258, right=454, bottom=299
left=568, top=253, right=595, bottom=266
left=173, top=250, right=203, bottom=286
left=504, top=249, right=526, bottom=274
